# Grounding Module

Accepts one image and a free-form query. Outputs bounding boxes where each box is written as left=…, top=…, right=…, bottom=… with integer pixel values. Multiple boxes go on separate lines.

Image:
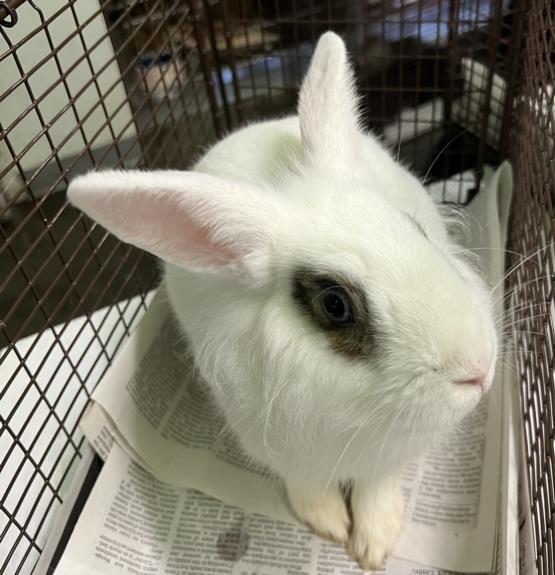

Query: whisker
left=452, top=246, right=525, bottom=259
left=490, top=242, right=555, bottom=295
left=495, top=306, right=548, bottom=325
left=324, top=409, right=374, bottom=491
left=423, top=129, right=468, bottom=184
left=492, top=275, right=552, bottom=306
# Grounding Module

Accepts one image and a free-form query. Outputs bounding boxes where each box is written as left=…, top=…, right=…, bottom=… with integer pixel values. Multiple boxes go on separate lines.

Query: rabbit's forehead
left=280, top=198, right=433, bottom=273
left=288, top=180, right=429, bottom=241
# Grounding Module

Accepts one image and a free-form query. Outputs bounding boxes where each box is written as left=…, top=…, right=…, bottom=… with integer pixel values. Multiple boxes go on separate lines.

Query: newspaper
left=56, top=444, right=472, bottom=575
left=55, top=164, right=517, bottom=575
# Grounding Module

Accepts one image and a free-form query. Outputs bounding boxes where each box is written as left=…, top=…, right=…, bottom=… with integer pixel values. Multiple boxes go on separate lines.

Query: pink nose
left=454, top=376, right=485, bottom=388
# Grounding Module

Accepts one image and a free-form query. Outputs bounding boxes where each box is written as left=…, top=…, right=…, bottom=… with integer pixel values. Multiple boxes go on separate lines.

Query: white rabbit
left=68, top=32, right=497, bottom=569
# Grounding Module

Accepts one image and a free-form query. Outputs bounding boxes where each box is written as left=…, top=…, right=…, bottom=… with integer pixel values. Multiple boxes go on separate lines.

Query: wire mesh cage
left=0, top=0, right=552, bottom=574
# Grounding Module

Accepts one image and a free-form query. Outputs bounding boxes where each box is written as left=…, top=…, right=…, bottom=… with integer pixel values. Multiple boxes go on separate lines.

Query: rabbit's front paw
left=348, top=477, right=403, bottom=570
left=287, top=482, right=350, bottom=544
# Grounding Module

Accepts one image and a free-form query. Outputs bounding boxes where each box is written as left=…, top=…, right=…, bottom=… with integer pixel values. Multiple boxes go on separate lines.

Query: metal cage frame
left=0, top=1, right=552, bottom=574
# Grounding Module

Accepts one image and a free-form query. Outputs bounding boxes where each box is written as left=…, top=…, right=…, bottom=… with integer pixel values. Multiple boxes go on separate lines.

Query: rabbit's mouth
left=451, top=357, right=496, bottom=395
left=450, top=335, right=497, bottom=394
left=453, top=377, right=486, bottom=392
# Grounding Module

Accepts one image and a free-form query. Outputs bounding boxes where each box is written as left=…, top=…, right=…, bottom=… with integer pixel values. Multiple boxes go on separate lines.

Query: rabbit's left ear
left=67, top=170, right=279, bottom=275
left=298, top=32, right=362, bottom=175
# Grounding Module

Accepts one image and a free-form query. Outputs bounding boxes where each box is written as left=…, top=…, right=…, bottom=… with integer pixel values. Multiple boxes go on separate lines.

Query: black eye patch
left=292, top=268, right=375, bottom=359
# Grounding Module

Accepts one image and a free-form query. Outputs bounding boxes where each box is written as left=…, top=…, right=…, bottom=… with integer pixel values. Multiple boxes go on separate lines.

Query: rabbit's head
left=68, top=33, right=496, bottom=476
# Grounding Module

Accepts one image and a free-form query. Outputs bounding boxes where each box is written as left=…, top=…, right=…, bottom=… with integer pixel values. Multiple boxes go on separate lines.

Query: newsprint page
left=55, top=165, right=520, bottom=575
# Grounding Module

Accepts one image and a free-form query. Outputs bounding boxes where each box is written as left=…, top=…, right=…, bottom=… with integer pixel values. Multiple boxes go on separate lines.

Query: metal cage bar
left=0, top=1, right=552, bottom=574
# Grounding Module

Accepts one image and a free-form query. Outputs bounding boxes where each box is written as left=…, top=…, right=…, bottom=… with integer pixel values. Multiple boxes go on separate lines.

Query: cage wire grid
left=0, top=0, right=551, bottom=574
left=508, top=1, right=555, bottom=574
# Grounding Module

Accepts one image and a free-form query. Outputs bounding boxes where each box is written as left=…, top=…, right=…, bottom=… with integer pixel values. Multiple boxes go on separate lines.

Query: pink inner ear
left=69, top=170, right=254, bottom=271
left=74, top=183, right=239, bottom=269
left=166, top=210, right=238, bottom=268
left=122, top=190, right=240, bottom=268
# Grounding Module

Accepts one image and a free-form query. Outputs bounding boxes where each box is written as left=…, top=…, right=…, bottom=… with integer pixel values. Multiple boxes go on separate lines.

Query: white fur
left=287, top=482, right=351, bottom=544
left=349, top=477, right=404, bottom=569
left=67, top=32, right=497, bottom=569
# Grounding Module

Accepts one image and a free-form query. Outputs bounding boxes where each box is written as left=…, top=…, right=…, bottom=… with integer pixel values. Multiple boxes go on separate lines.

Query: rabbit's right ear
left=298, top=32, right=362, bottom=175
left=67, top=170, right=277, bottom=275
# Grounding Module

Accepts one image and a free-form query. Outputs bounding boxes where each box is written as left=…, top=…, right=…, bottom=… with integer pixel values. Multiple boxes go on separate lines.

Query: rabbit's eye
left=319, top=288, right=354, bottom=324
left=292, top=268, right=373, bottom=359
